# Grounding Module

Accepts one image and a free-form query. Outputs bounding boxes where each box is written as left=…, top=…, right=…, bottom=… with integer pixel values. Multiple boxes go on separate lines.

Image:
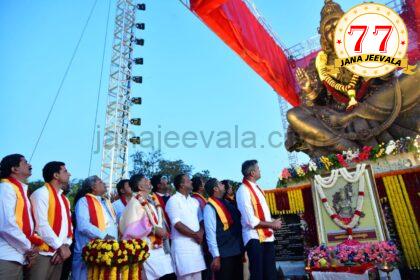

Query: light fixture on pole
left=130, top=118, right=141, bottom=125
left=135, top=23, right=145, bottom=30
left=131, top=97, right=142, bottom=104
left=129, top=137, right=141, bottom=144
left=134, top=58, right=144, bottom=65
left=136, top=4, right=146, bottom=10
left=132, top=76, right=143, bottom=83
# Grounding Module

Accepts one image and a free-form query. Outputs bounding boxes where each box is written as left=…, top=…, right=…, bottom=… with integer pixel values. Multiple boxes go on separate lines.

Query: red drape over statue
left=190, top=0, right=300, bottom=106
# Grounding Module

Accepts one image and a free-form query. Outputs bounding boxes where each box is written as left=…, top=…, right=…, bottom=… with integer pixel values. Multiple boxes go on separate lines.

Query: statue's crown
left=320, top=0, right=344, bottom=27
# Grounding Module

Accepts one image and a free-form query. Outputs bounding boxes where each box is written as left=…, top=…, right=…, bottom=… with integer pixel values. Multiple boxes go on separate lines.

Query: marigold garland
left=397, top=175, right=420, bottom=241
left=383, top=176, right=420, bottom=269
left=270, top=193, right=279, bottom=215
left=289, top=189, right=304, bottom=213
left=265, top=189, right=305, bottom=215
left=83, top=239, right=150, bottom=280
left=110, top=267, right=117, bottom=280
left=393, top=176, right=419, bottom=268
left=93, top=266, right=99, bottom=280
left=121, top=265, right=129, bottom=280
left=132, top=263, right=140, bottom=280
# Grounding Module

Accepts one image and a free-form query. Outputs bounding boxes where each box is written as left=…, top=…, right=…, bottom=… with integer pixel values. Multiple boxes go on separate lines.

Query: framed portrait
left=311, top=164, right=388, bottom=246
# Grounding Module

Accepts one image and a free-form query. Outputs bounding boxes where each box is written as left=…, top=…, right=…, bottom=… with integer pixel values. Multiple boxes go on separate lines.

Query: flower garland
left=314, top=164, right=366, bottom=231
left=265, top=192, right=279, bottom=215
left=287, top=189, right=305, bottom=213
left=82, top=239, right=149, bottom=280
left=137, top=195, right=161, bottom=228
left=265, top=189, right=305, bottom=215
left=383, top=175, right=420, bottom=269
left=137, top=194, right=164, bottom=249
left=278, top=135, right=419, bottom=186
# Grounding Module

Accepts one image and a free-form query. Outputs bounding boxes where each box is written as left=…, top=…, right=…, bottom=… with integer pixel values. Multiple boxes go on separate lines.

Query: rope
left=29, top=0, right=99, bottom=161
left=88, top=0, right=112, bottom=176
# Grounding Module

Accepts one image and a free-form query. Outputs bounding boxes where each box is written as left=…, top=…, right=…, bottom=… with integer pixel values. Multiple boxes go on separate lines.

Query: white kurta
left=236, top=180, right=274, bottom=245
left=30, top=186, right=72, bottom=256
left=165, top=192, right=206, bottom=277
left=0, top=180, right=34, bottom=264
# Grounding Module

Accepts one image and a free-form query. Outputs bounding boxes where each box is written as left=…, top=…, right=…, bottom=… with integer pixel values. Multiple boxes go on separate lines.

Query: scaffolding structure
left=277, top=97, right=299, bottom=165
left=101, top=0, right=137, bottom=190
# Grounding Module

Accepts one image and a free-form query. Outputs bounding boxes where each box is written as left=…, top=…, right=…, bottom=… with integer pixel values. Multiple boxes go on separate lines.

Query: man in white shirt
left=112, top=179, right=132, bottom=221
left=166, top=174, right=206, bottom=280
left=0, top=154, right=37, bottom=279
left=29, top=161, right=73, bottom=280
left=72, top=176, right=118, bottom=280
left=236, top=160, right=282, bottom=280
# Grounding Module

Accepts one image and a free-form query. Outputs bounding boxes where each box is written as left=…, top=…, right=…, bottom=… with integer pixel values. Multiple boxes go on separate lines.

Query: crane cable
left=29, top=0, right=99, bottom=161
left=88, top=0, right=112, bottom=176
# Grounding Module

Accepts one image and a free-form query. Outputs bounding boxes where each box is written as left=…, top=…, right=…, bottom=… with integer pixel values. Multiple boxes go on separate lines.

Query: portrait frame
left=311, top=165, right=389, bottom=246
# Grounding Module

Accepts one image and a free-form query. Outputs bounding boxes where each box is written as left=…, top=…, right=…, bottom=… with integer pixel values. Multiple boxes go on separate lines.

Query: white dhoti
left=171, top=237, right=206, bottom=277
left=143, top=247, right=174, bottom=280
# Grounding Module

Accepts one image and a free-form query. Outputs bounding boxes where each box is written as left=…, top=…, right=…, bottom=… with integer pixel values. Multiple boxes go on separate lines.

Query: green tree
left=230, top=180, right=241, bottom=191
left=192, top=170, right=211, bottom=182
left=158, top=159, right=193, bottom=183
left=67, top=179, right=83, bottom=208
left=27, top=179, right=82, bottom=209
left=131, top=151, right=195, bottom=183
left=28, top=180, right=44, bottom=196
left=131, top=150, right=162, bottom=178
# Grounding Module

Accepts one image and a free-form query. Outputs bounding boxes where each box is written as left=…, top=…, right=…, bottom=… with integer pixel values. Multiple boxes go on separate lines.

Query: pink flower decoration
left=281, top=168, right=291, bottom=179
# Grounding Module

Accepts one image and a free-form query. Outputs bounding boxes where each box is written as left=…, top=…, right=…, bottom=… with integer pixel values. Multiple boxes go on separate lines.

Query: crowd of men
left=0, top=154, right=283, bottom=280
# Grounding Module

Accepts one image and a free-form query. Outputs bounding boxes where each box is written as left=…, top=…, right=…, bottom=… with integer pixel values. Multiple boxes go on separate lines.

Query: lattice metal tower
left=101, top=0, right=140, bottom=190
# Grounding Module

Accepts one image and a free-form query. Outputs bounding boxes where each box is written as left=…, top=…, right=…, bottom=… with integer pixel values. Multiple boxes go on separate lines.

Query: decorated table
left=82, top=239, right=150, bottom=280
left=307, top=240, right=400, bottom=280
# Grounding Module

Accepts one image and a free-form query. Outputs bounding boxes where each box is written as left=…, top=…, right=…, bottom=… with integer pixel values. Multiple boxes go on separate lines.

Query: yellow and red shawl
left=192, top=192, right=207, bottom=209
left=207, top=197, right=233, bottom=231
left=36, top=183, right=73, bottom=252
left=1, top=177, right=33, bottom=240
left=242, top=179, right=272, bottom=242
left=85, top=193, right=115, bottom=231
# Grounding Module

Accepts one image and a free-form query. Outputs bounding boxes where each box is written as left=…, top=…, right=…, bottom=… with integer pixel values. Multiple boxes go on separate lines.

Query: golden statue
left=286, top=0, right=419, bottom=157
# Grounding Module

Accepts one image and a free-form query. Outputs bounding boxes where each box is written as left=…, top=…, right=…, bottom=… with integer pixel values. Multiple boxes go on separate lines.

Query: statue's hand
left=296, top=68, right=312, bottom=93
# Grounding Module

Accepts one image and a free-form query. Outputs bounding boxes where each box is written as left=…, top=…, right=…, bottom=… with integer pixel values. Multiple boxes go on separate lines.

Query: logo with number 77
left=334, top=3, right=415, bottom=78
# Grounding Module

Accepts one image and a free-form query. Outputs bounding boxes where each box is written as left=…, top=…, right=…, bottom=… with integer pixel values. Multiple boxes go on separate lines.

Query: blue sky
left=0, top=0, right=390, bottom=189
